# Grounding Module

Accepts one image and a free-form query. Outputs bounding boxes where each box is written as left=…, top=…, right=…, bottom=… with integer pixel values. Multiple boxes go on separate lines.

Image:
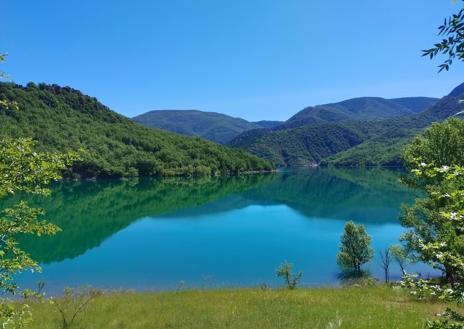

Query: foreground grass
left=29, top=286, right=451, bottom=329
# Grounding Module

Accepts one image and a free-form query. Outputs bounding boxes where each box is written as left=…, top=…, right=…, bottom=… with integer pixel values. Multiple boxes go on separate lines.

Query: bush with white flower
left=399, top=119, right=464, bottom=328
left=400, top=163, right=464, bottom=328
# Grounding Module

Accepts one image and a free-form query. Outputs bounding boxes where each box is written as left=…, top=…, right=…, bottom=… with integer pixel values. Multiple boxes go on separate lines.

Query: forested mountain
left=279, top=97, right=438, bottom=129
left=132, top=97, right=436, bottom=145
left=0, top=83, right=273, bottom=178
left=229, top=84, right=464, bottom=167
left=252, top=120, right=284, bottom=129
left=132, top=109, right=262, bottom=144
left=390, top=97, right=439, bottom=113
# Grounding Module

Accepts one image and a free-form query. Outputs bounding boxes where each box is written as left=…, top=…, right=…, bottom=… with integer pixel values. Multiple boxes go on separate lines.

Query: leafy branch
left=423, top=1, right=464, bottom=72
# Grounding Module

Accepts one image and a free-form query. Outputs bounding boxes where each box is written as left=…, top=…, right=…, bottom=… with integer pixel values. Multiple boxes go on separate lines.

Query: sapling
left=276, top=261, right=302, bottom=290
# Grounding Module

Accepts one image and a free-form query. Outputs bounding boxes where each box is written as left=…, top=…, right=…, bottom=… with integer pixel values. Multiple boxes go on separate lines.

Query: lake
left=12, top=168, right=432, bottom=294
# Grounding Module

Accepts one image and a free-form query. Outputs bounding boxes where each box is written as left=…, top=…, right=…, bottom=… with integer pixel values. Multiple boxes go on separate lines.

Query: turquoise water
left=12, top=168, right=432, bottom=293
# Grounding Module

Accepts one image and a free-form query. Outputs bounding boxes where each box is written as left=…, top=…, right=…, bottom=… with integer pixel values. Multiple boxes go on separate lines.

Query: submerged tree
left=389, top=245, right=408, bottom=275
left=379, top=248, right=392, bottom=283
left=337, top=221, right=374, bottom=275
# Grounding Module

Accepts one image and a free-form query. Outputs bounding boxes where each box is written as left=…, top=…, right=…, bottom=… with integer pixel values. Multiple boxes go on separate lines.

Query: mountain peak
left=449, top=82, right=464, bottom=98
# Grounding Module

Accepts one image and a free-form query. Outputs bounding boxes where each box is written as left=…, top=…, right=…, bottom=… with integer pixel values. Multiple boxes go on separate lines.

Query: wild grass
left=26, top=286, right=454, bottom=329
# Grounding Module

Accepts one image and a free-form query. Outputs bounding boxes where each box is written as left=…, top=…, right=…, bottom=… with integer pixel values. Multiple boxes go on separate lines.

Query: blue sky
left=3, top=0, right=464, bottom=121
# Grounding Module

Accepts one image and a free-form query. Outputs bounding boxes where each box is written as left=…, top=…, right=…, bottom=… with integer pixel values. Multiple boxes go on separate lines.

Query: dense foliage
left=403, top=118, right=464, bottom=169
left=230, top=83, right=464, bottom=167
left=401, top=164, right=464, bottom=328
left=400, top=120, right=464, bottom=276
left=337, top=221, right=374, bottom=274
left=0, top=83, right=273, bottom=178
left=252, top=120, right=283, bottom=129
left=0, top=138, right=76, bottom=327
left=133, top=109, right=262, bottom=144
left=398, top=119, right=464, bottom=328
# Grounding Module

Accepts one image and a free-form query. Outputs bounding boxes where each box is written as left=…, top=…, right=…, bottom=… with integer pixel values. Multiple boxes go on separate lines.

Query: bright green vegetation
left=229, top=84, right=464, bottom=167
left=276, top=261, right=302, bottom=289
left=321, top=138, right=410, bottom=167
left=26, top=287, right=455, bottom=329
left=337, top=221, right=373, bottom=274
left=397, top=119, right=464, bottom=328
left=0, top=83, right=273, bottom=178
left=0, top=138, right=76, bottom=325
left=133, top=109, right=263, bottom=144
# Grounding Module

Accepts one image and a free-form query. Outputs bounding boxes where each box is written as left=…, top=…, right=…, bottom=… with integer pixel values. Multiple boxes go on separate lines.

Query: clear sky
left=3, top=0, right=464, bottom=121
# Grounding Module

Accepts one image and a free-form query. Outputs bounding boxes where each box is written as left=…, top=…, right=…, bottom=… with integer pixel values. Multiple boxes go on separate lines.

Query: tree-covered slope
left=390, top=97, right=439, bottom=113
left=252, top=120, right=284, bottom=129
left=279, top=97, right=438, bottom=129
left=324, top=86, right=464, bottom=166
left=229, top=84, right=463, bottom=167
left=0, top=83, right=273, bottom=178
left=132, top=109, right=262, bottom=144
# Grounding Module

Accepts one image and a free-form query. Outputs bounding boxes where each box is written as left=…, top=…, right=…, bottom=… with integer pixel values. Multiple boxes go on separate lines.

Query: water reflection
left=7, top=168, right=427, bottom=291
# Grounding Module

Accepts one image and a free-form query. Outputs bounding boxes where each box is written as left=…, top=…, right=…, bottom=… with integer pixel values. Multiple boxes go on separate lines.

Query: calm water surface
left=12, top=168, right=433, bottom=293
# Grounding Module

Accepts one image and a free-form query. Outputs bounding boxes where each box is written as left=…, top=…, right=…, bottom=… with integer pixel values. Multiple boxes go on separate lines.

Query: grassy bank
left=28, top=287, right=452, bottom=329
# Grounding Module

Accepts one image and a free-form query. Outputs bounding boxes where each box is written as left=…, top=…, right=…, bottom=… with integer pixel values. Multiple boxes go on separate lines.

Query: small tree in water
left=379, top=248, right=392, bottom=283
left=337, top=221, right=374, bottom=275
left=389, top=244, right=408, bottom=275
left=276, top=261, right=302, bottom=290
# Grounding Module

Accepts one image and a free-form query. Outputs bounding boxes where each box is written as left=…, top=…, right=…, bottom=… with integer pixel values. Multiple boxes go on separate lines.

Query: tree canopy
left=0, top=82, right=273, bottom=179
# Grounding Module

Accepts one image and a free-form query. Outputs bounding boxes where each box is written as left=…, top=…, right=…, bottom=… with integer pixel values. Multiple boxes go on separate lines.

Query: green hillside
left=132, top=109, right=261, bottom=144
left=279, top=97, right=438, bottom=129
left=229, top=84, right=464, bottom=167
left=0, top=83, right=273, bottom=178
left=252, top=120, right=284, bottom=129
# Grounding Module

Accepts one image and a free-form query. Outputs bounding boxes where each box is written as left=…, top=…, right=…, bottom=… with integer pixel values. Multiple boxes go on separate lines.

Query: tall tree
left=401, top=119, right=464, bottom=283
left=400, top=162, right=464, bottom=329
left=400, top=120, right=464, bottom=328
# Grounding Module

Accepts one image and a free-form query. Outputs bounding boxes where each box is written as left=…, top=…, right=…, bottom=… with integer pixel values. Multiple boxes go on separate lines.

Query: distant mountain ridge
left=133, top=96, right=437, bottom=144
left=279, top=97, right=438, bottom=129
left=133, top=110, right=261, bottom=144
left=228, top=84, right=464, bottom=167
left=252, top=120, right=284, bottom=129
